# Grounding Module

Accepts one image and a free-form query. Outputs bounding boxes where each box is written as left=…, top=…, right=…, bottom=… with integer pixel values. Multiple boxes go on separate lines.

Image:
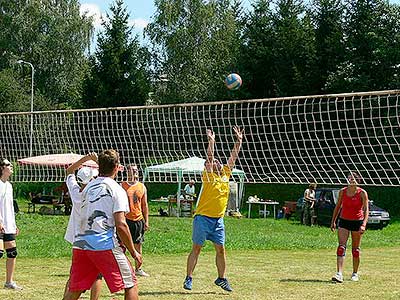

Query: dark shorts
left=338, top=218, right=363, bottom=232
left=0, top=233, right=16, bottom=242
left=126, top=219, right=145, bottom=244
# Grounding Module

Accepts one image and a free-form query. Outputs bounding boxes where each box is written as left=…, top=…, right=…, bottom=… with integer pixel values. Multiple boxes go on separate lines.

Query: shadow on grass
left=138, top=291, right=224, bottom=296
left=280, top=278, right=331, bottom=284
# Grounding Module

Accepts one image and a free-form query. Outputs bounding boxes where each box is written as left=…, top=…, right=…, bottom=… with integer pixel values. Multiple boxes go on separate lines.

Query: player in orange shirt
left=121, top=164, right=150, bottom=277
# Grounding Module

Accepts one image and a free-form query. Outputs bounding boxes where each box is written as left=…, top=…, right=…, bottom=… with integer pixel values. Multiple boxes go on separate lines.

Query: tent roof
left=17, top=153, right=98, bottom=168
left=144, top=156, right=245, bottom=176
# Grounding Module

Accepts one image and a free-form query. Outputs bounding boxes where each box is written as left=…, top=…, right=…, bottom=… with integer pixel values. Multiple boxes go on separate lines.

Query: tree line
left=1, top=0, right=399, bottom=112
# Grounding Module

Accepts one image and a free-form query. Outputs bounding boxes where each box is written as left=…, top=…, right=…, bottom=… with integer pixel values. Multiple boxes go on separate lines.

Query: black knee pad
left=6, top=247, right=17, bottom=258
left=0, top=250, right=3, bottom=258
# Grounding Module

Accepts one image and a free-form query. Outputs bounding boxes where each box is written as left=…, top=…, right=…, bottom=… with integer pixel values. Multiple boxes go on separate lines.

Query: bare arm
left=360, top=190, right=369, bottom=233
left=227, top=126, right=244, bottom=169
left=66, top=152, right=98, bottom=176
left=141, top=186, right=149, bottom=230
left=205, top=129, right=216, bottom=172
left=114, top=211, right=142, bottom=267
left=330, top=189, right=343, bottom=231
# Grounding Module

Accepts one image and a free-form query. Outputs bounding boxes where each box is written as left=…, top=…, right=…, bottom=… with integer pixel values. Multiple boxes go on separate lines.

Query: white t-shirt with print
left=73, top=176, right=129, bottom=250
left=0, top=180, right=17, bottom=234
left=64, top=174, right=83, bottom=244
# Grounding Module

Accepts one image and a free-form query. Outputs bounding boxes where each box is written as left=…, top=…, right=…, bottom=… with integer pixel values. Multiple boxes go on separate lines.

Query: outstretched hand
left=206, top=129, right=215, bottom=142
left=233, top=126, right=244, bottom=141
left=87, top=152, right=98, bottom=163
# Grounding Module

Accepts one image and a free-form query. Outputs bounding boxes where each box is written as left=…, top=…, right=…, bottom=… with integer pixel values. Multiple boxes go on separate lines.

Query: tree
left=0, top=0, right=93, bottom=110
left=240, top=0, right=277, bottom=98
left=311, top=0, right=345, bottom=93
left=83, top=0, right=151, bottom=108
left=272, top=0, right=317, bottom=96
left=326, top=0, right=400, bottom=92
left=145, top=0, right=242, bottom=103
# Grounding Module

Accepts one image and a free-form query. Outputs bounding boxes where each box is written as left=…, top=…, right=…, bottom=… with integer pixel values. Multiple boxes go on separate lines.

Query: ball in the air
left=225, top=73, right=242, bottom=91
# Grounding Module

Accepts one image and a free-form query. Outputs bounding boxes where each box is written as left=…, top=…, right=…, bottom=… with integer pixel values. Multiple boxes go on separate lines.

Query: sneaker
left=331, top=272, right=343, bottom=283
left=183, top=276, right=192, bottom=290
left=135, top=268, right=150, bottom=277
left=214, top=277, right=233, bottom=292
left=351, top=272, right=359, bottom=282
left=4, top=281, right=23, bottom=290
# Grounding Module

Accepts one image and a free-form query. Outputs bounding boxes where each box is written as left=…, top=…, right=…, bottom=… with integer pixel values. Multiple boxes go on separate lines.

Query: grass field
left=1, top=201, right=399, bottom=299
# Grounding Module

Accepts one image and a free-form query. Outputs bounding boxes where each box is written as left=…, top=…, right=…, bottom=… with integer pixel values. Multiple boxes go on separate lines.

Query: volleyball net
left=1, top=90, right=400, bottom=186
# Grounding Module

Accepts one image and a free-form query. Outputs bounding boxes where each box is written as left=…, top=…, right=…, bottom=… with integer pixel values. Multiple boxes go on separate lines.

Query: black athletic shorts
left=338, top=218, right=363, bottom=232
left=126, top=218, right=145, bottom=244
left=0, top=233, right=16, bottom=242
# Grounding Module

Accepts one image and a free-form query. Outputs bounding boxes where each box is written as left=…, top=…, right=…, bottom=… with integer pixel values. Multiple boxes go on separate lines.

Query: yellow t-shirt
left=195, top=165, right=232, bottom=218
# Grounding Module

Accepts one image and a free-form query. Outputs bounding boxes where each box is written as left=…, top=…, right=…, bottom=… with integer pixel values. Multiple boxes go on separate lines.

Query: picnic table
left=246, top=198, right=280, bottom=219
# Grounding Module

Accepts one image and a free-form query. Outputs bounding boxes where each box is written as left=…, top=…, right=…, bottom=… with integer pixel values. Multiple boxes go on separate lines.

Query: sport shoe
left=351, top=272, right=359, bottom=282
left=331, top=272, right=343, bottom=283
left=4, top=281, right=23, bottom=290
left=183, top=276, right=192, bottom=290
left=135, top=268, right=150, bottom=277
left=214, top=277, right=233, bottom=292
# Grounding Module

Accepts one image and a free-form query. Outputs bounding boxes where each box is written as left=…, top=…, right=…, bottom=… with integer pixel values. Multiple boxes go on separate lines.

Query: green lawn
left=1, top=200, right=399, bottom=299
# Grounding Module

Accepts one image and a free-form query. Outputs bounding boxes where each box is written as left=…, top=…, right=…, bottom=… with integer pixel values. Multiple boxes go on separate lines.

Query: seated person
left=182, top=180, right=196, bottom=200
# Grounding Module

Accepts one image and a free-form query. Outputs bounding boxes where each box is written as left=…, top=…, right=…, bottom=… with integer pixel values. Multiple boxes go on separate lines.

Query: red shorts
left=69, top=247, right=136, bottom=293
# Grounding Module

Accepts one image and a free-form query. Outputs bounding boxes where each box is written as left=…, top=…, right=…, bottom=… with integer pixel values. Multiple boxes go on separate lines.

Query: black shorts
left=126, top=219, right=145, bottom=244
left=0, top=233, right=16, bottom=242
left=338, top=218, right=363, bottom=232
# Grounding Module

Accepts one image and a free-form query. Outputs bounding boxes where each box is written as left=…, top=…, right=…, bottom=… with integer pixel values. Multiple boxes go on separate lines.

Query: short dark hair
left=98, top=150, right=119, bottom=176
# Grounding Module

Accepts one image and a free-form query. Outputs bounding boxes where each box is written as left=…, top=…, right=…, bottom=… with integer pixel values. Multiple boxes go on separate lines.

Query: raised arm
left=227, top=126, right=244, bottom=169
left=66, top=152, right=98, bottom=176
left=205, top=129, right=216, bottom=172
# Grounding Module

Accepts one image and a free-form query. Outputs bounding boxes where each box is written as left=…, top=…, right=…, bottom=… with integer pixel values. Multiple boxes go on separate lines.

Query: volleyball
left=225, top=73, right=242, bottom=91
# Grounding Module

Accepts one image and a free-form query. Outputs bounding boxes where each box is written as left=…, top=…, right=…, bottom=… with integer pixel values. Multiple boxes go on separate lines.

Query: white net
left=1, top=90, right=400, bottom=186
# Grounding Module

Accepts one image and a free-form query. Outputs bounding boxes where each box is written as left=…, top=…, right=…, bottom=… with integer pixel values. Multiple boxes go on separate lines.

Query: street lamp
left=16, top=60, right=35, bottom=156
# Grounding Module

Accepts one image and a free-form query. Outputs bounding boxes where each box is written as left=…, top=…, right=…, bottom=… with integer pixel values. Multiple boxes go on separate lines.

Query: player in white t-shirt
left=64, top=150, right=142, bottom=300
left=0, top=158, right=22, bottom=290
left=63, top=153, right=101, bottom=300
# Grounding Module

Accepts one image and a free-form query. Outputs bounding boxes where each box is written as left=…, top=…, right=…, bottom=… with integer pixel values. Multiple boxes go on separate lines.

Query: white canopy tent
left=143, top=156, right=245, bottom=217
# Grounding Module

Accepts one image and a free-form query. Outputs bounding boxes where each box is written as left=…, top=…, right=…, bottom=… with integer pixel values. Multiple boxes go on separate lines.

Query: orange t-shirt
left=121, top=181, right=146, bottom=221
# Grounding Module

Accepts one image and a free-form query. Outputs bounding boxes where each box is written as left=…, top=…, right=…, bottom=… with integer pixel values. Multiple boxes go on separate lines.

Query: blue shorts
left=192, top=215, right=225, bottom=246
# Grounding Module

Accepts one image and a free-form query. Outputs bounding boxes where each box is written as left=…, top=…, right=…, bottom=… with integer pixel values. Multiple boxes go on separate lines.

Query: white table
left=247, top=200, right=280, bottom=219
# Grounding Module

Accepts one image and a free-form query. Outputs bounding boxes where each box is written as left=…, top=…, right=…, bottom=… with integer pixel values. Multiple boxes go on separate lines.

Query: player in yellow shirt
left=183, top=126, right=244, bottom=292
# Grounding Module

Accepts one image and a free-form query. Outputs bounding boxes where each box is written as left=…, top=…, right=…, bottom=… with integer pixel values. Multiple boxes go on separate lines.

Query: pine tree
left=83, top=0, right=150, bottom=108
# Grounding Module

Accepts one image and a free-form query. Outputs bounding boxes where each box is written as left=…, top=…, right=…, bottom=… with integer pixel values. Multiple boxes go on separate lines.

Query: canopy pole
left=177, top=170, right=183, bottom=217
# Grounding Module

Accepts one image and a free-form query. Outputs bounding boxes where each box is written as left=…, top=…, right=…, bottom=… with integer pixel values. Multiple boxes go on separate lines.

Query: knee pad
left=6, top=247, right=17, bottom=258
left=352, top=247, right=360, bottom=258
left=0, top=250, right=3, bottom=258
left=336, top=245, right=346, bottom=257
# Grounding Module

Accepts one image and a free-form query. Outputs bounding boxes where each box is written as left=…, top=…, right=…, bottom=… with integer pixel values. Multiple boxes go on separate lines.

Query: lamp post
left=17, top=60, right=35, bottom=156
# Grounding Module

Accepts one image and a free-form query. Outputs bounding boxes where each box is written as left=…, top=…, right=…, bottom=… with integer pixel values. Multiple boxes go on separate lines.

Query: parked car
left=296, top=188, right=390, bottom=229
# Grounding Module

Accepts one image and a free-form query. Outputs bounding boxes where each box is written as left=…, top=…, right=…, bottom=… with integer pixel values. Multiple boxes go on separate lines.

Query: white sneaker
left=4, top=281, right=23, bottom=290
left=135, top=269, right=150, bottom=277
left=351, top=273, right=359, bottom=282
left=331, top=272, right=343, bottom=283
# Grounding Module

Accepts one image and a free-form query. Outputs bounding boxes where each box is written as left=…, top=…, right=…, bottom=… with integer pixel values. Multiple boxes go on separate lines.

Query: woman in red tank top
left=330, top=172, right=369, bottom=283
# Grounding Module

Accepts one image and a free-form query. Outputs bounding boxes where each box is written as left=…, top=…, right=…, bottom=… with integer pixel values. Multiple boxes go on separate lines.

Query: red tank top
left=340, top=187, right=364, bottom=220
